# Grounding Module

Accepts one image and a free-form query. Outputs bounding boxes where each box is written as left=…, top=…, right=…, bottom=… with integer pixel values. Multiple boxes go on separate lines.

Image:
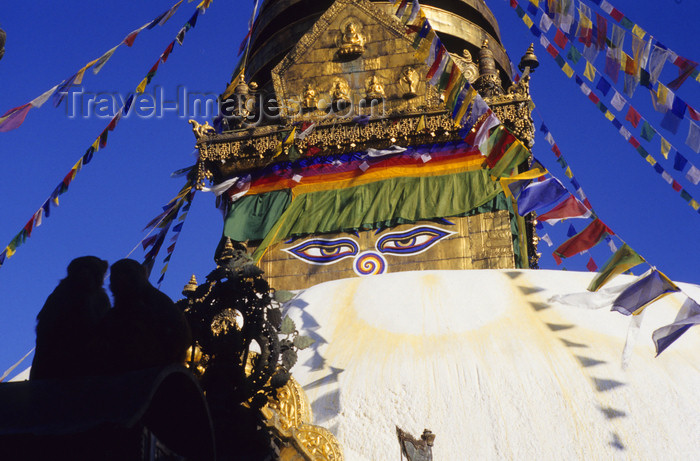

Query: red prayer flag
left=553, top=218, right=613, bottom=260
left=426, top=47, right=446, bottom=80
left=161, top=41, right=175, bottom=63
left=610, top=8, right=624, bottom=21
left=538, top=195, right=592, bottom=224
left=688, top=106, right=700, bottom=121
left=628, top=136, right=640, bottom=149
left=552, top=145, right=562, bottom=157
left=595, top=13, right=607, bottom=50
left=546, top=44, right=558, bottom=58
left=554, top=29, right=568, bottom=49
left=586, top=257, right=598, bottom=272
left=672, top=180, right=682, bottom=192
left=625, top=106, right=641, bottom=128
left=588, top=93, right=599, bottom=104
left=124, top=30, right=139, bottom=47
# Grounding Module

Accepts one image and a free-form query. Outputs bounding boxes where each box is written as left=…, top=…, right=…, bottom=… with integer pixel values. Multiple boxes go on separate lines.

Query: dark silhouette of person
left=30, top=256, right=111, bottom=380
left=100, top=259, right=191, bottom=373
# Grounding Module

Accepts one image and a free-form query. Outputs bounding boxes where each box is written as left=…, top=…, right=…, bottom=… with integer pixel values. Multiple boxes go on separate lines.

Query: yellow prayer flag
left=605, top=111, right=615, bottom=121
left=74, top=59, right=98, bottom=85
left=529, top=0, right=539, bottom=7
left=5, top=246, right=15, bottom=258
left=523, top=15, right=534, bottom=29
left=72, top=158, right=83, bottom=174
left=136, top=77, right=148, bottom=94
left=565, top=166, right=573, bottom=178
left=91, top=139, right=100, bottom=152
left=52, top=196, right=59, bottom=206
left=584, top=61, right=596, bottom=81
left=561, top=63, right=574, bottom=78
left=631, top=25, right=646, bottom=39
left=690, top=199, right=700, bottom=211
left=660, top=137, right=671, bottom=159
left=645, top=155, right=656, bottom=166
left=657, top=84, right=668, bottom=107
left=197, top=0, right=213, bottom=9
left=696, top=72, right=700, bottom=83
left=415, top=31, right=436, bottom=61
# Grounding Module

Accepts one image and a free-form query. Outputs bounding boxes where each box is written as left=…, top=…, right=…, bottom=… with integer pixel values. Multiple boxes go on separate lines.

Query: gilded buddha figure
left=331, top=77, right=350, bottom=102
left=401, top=66, right=418, bottom=98
left=302, top=83, right=318, bottom=110
left=338, top=22, right=365, bottom=58
left=365, top=75, right=385, bottom=100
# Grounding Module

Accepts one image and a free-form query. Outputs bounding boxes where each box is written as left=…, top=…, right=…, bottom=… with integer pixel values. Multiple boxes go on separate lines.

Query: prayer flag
left=554, top=29, right=568, bottom=49
left=553, top=218, right=613, bottom=261
left=685, top=165, right=700, bottom=185
left=596, top=77, right=611, bottom=96
left=652, top=297, right=700, bottom=355
left=588, top=244, right=645, bottom=292
left=516, top=177, right=569, bottom=215
left=567, top=45, right=582, bottom=64
left=604, top=49, right=620, bottom=83
left=586, top=257, right=598, bottom=272
left=660, top=137, right=671, bottom=159
left=490, top=141, right=529, bottom=179
left=686, top=121, right=700, bottom=153
left=483, top=126, right=516, bottom=168
left=668, top=58, right=698, bottom=91
left=540, top=12, right=553, bottom=32
left=584, top=60, right=595, bottom=81
left=648, top=45, right=670, bottom=84
left=541, top=233, right=553, bottom=247
left=595, top=12, right=607, bottom=50
left=30, top=85, right=59, bottom=108
left=0, top=103, right=32, bottom=132
left=661, top=110, right=682, bottom=135
left=611, top=269, right=679, bottom=316
left=567, top=224, right=577, bottom=237
left=640, top=121, right=655, bottom=141
left=625, top=106, right=641, bottom=127
left=538, top=194, right=591, bottom=225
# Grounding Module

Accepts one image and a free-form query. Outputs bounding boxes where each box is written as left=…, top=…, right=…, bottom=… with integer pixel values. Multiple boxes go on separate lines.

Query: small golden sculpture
left=365, top=75, right=385, bottom=100
left=302, top=83, right=319, bottom=110
left=188, top=119, right=216, bottom=140
left=337, top=22, right=365, bottom=58
left=331, top=78, right=350, bottom=102
left=401, top=66, right=418, bottom=98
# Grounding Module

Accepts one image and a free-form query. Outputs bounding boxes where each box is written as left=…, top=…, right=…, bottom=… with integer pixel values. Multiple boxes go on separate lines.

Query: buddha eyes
left=376, top=226, right=454, bottom=255
left=283, top=226, right=454, bottom=265
left=284, top=238, right=359, bottom=264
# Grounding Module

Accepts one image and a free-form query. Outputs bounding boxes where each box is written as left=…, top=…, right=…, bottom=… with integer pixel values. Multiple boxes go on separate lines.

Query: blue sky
left=0, top=0, right=698, bottom=378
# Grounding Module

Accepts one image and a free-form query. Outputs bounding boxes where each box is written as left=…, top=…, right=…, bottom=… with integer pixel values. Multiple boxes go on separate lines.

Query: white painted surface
left=284, top=269, right=700, bottom=460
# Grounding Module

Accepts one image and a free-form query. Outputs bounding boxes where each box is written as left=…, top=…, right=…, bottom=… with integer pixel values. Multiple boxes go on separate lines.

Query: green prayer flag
left=490, top=142, right=530, bottom=178
left=567, top=46, right=582, bottom=64
left=641, top=121, right=656, bottom=141
left=587, top=243, right=645, bottom=292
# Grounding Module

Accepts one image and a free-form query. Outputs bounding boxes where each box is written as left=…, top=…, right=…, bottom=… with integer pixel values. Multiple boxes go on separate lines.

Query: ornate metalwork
left=188, top=120, right=216, bottom=140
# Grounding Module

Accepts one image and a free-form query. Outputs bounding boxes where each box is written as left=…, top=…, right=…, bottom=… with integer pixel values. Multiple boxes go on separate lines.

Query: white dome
left=283, top=269, right=700, bottom=460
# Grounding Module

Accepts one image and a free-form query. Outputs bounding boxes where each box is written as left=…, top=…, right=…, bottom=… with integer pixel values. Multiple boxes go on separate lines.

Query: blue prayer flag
left=612, top=270, right=679, bottom=316
left=516, top=177, right=569, bottom=216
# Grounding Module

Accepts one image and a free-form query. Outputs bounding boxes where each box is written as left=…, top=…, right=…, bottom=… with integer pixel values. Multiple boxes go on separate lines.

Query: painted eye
left=283, top=238, right=359, bottom=264
left=376, top=226, right=455, bottom=255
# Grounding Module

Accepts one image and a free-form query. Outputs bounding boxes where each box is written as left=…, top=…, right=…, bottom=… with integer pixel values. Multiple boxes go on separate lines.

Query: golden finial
left=481, top=39, right=489, bottom=48
left=183, top=274, right=198, bottom=295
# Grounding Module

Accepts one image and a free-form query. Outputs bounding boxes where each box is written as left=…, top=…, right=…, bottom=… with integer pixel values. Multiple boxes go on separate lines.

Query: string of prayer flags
left=611, top=269, right=680, bottom=316
left=0, top=1, right=209, bottom=269
left=553, top=218, right=613, bottom=264
left=652, top=297, right=700, bottom=355
left=0, top=0, right=187, bottom=133
left=514, top=3, right=700, bottom=216
left=516, top=177, right=569, bottom=215
left=587, top=243, right=645, bottom=292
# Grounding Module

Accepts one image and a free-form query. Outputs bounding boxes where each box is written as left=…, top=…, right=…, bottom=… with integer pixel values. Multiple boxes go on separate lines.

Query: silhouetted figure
left=30, top=256, right=111, bottom=380
left=101, top=259, right=191, bottom=373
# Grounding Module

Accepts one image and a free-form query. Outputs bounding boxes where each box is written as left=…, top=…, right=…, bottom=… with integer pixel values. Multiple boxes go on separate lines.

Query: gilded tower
left=194, top=0, right=538, bottom=290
